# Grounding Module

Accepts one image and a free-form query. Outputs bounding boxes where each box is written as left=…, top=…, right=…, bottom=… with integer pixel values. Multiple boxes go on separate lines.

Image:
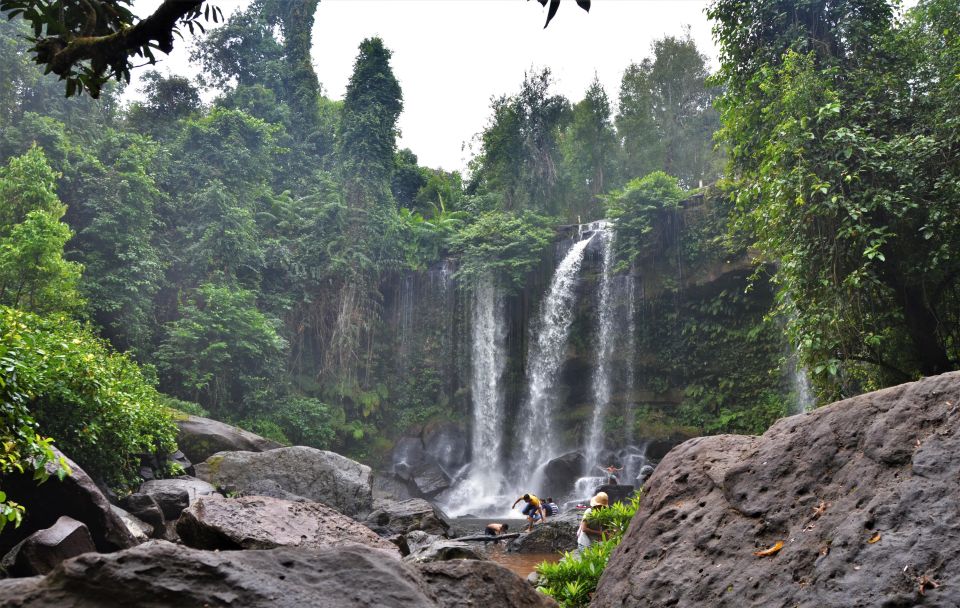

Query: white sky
left=133, top=0, right=718, bottom=172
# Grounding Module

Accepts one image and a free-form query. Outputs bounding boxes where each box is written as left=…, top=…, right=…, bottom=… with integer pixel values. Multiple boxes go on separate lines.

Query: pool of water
left=487, top=548, right=561, bottom=579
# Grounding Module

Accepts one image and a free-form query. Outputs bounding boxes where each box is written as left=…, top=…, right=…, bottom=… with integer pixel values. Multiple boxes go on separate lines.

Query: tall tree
left=616, top=32, right=721, bottom=188
left=0, top=147, right=83, bottom=314
left=562, top=76, right=618, bottom=218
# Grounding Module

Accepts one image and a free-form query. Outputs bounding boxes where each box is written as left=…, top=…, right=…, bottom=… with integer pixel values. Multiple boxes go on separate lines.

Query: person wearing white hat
left=576, top=491, right=608, bottom=555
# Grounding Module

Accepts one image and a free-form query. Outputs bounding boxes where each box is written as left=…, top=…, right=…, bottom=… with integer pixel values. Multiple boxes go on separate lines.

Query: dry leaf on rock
left=753, top=541, right=784, bottom=557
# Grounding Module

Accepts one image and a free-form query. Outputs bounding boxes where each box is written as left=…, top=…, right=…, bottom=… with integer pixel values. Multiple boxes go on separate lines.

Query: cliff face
left=592, top=371, right=960, bottom=608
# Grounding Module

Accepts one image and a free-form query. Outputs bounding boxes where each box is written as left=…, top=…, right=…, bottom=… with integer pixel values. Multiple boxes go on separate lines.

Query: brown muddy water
left=487, top=547, right=561, bottom=579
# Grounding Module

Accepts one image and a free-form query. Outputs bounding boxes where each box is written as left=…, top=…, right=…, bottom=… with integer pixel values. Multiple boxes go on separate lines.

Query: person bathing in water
left=485, top=522, right=509, bottom=537
left=511, top=494, right=546, bottom=531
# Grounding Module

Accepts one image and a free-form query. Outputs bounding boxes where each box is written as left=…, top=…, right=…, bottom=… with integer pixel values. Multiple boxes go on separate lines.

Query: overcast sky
left=133, top=0, right=718, bottom=172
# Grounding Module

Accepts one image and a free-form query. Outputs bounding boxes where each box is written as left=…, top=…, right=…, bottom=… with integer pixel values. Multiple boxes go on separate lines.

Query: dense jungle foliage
left=0, top=0, right=957, bottom=525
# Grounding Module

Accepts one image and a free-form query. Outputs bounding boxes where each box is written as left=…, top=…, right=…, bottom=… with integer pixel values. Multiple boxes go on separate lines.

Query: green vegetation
left=710, top=0, right=960, bottom=400
left=537, top=495, right=641, bottom=607
left=0, top=306, right=177, bottom=491
left=1, top=0, right=956, bottom=490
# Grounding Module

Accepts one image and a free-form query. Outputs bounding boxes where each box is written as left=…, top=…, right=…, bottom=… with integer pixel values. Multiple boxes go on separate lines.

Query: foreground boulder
left=1, top=517, right=95, bottom=577
left=592, top=371, right=960, bottom=607
left=194, top=446, right=373, bottom=517
left=175, top=414, right=282, bottom=464
left=365, top=498, right=450, bottom=536
left=0, top=449, right=135, bottom=558
left=177, top=495, right=396, bottom=552
left=0, top=540, right=555, bottom=607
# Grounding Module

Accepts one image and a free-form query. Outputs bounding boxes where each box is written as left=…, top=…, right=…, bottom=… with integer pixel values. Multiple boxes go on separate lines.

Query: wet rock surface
left=592, top=372, right=960, bottom=608
left=194, top=446, right=373, bottom=517
left=175, top=414, right=281, bottom=464
left=403, top=539, right=487, bottom=563
left=176, top=494, right=396, bottom=552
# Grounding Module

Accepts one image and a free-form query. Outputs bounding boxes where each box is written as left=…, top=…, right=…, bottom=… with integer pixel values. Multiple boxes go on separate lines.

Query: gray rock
left=403, top=539, right=486, bottom=563
left=410, top=461, right=450, bottom=497
left=540, top=451, right=585, bottom=500
left=592, top=371, right=960, bottom=608
left=118, top=493, right=164, bottom=537
left=175, top=414, right=282, bottom=464
left=0, top=541, right=429, bottom=607
left=194, top=446, right=373, bottom=517
left=0, top=540, right=555, bottom=607
left=176, top=494, right=397, bottom=553
left=365, top=498, right=450, bottom=536
left=415, top=560, right=557, bottom=607
left=1, top=517, right=96, bottom=577
left=373, top=471, right=416, bottom=501
left=241, top=479, right=310, bottom=502
left=508, top=513, right=579, bottom=554
left=404, top=530, right=444, bottom=554
left=108, top=506, right=152, bottom=544
left=0, top=449, right=135, bottom=558
left=138, top=477, right=217, bottom=520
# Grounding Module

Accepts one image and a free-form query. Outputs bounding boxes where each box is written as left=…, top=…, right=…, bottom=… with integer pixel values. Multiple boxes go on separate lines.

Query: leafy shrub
left=537, top=495, right=641, bottom=607
left=0, top=306, right=177, bottom=492
left=449, top=210, right=554, bottom=290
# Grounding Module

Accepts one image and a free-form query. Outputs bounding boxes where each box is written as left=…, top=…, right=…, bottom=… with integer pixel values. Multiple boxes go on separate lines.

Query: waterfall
left=514, top=231, right=596, bottom=477
left=468, top=276, right=507, bottom=486
left=623, top=274, right=638, bottom=446
left=584, top=226, right=615, bottom=472
left=437, top=276, right=508, bottom=516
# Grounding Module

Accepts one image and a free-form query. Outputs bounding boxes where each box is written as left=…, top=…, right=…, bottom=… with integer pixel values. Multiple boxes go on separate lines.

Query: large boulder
left=409, top=462, right=451, bottom=497
left=174, top=414, right=282, bottom=464
left=592, top=371, right=960, bottom=607
left=0, top=540, right=555, bottom=607
left=417, top=560, right=558, bottom=607
left=539, top=451, right=585, bottom=499
left=1, top=517, right=96, bottom=577
left=176, top=495, right=396, bottom=552
left=193, top=446, right=373, bottom=517
left=508, top=511, right=579, bottom=554
left=365, top=498, right=450, bottom=537
left=0, top=449, right=135, bottom=558
left=137, top=477, right=217, bottom=520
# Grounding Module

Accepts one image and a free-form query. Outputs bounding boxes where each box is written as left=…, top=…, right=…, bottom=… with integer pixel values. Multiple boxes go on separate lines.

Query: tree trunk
left=902, top=284, right=952, bottom=376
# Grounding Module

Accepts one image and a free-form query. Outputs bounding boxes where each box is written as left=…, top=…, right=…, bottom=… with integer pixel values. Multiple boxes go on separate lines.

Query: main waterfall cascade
left=514, top=229, right=598, bottom=476
left=440, top=221, right=650, bottom=517
left=584, top=226, right=615, bottom=475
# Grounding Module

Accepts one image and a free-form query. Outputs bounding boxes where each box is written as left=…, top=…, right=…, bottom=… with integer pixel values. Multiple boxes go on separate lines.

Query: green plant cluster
left=537, top=495, right=641, bottom=607
left=0, top=306, right=177, bottom=492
